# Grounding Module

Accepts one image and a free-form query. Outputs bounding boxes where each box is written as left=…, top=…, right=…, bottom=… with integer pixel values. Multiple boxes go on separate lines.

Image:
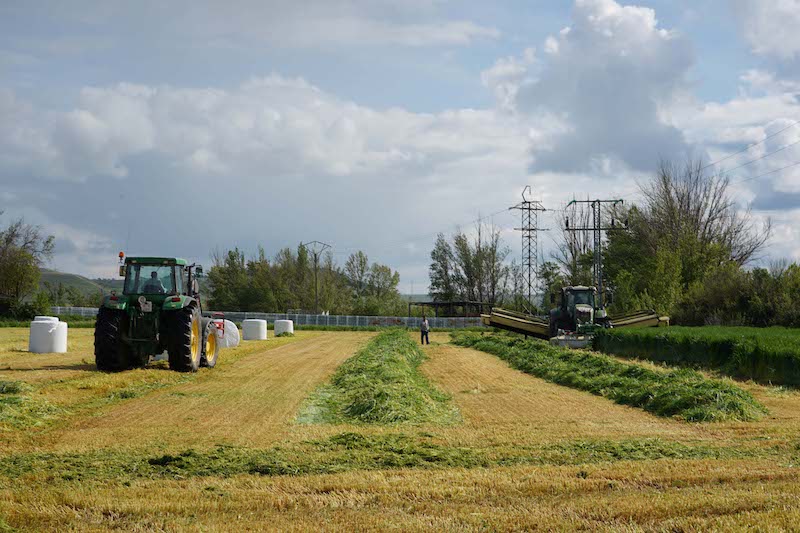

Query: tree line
left=449, top=157, right=797, bottom=327
left=207, top=246, right=406, bottom=316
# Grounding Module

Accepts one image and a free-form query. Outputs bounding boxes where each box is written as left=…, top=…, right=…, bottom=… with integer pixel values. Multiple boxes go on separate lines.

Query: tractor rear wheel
left=201, top=320, right=219, bottom=368
left=95, top=308, right=131, bottom=372
left=166, top=304, right=202, bottom=372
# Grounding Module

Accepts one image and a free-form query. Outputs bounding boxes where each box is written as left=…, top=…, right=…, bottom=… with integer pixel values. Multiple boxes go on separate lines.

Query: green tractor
left=94, top=254, right=220, bottom=372
left=548, top=286, right=612, bottom=338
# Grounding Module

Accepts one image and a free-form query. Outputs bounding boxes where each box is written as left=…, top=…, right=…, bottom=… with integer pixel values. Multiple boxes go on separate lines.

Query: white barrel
left=29, top=319, right=68, bottom=353
left=213, top=319, right=241, bottom=348
left=274, top=319, right=294, bottom=336
left=53, top=322, right=68, bottom=353
left=34, top=316, right=58, bottom=323
left=242, top=319, right=268, bottom=341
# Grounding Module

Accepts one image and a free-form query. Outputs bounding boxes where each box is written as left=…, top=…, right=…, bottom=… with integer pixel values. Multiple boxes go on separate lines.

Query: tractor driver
left=142, top=271, right=166, bottom=294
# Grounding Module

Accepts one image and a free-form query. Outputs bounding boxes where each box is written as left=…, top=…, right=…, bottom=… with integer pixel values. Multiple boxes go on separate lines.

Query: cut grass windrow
left=594, top=326, right=800, bottom=387
left=0, top=380, right=62, bottom=429
left=0, top=432, right=781, bottom=486
left=451, top=332, right=767, bottom=422
left=298, top=329, right=459, bottom=425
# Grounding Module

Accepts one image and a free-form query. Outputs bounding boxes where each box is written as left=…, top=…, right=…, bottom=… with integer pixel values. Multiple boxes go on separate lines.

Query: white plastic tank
left=213, top=319, right=241, bottom=348
left=241, top=319, right=268, bottom=341
left=274, top=319, right=294, bottom=336
left=29, top=319, right=68, bottom=353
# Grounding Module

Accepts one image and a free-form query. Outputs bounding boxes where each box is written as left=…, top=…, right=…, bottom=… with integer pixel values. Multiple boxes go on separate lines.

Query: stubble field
left=0, top=328, right=799, bottom=531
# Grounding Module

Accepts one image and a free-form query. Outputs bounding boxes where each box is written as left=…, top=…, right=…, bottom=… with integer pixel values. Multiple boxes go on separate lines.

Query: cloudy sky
left=1, top=0, right=799, bottom=291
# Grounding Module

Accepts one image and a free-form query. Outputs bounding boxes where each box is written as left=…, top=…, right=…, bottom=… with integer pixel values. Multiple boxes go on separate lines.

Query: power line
left=719, top=137, right=800, bottom=176
left=733, top=158, right=800, bottom=185
left=700, top=119, right=800, bottom=172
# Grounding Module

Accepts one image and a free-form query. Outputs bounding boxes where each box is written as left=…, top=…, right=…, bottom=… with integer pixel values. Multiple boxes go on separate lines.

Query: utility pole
left=301, top=240, right=331, bottom=314
left=564, top=199, right=625, bottom=308
left=510, top=186, right=547, bottom=314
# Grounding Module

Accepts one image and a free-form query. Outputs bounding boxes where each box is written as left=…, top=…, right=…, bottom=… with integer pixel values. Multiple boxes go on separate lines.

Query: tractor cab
left=118, top=256, right=203, bottom=301
left=565, top=286, right=595, bottom=328
left=549, top=286, right=598, bottom=336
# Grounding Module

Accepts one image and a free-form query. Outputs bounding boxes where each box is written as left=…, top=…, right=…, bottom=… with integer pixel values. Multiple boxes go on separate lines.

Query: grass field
left=0, top=328, right=799, bottom=530
left=594, top=326, right=800, bottom=386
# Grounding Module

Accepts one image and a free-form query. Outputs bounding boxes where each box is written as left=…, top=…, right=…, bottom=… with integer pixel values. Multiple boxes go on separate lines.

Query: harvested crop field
left=1, top=328, right=800, bottom=530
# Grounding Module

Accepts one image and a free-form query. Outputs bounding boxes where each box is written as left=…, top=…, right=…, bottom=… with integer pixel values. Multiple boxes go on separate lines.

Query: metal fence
left=50, top=306, right=485, bottom=329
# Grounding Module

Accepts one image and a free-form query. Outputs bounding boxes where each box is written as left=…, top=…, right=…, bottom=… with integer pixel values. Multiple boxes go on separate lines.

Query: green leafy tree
left=428, top=222, right=510, bottom=312
left=428, top=234, right=458, bottom=303
left=0, top=216, right=54, bottom=315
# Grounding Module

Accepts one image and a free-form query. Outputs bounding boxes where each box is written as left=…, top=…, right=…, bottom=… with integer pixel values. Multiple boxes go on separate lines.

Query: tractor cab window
left=124, top=265, right=177, bottom=295
left=572, top=291, right=594, bottom=306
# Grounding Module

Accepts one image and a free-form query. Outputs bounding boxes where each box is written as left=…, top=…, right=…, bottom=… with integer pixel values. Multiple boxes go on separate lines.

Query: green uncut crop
left=452, top=332, right=766, bottom=422
left=298, top=329, right=459, bottom=425
left=594, top=326, right=800, bottom=386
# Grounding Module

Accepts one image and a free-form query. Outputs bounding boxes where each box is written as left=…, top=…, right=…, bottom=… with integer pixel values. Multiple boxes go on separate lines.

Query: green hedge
left=593, top=327, right=800, bottom=387
left=452, top=332, right=766, bottom=422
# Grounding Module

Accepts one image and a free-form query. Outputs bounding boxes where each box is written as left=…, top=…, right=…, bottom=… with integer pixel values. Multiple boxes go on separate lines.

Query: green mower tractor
left=548, top=286, right=610, bottom=338
left=94, top=254, right=220, bottom=372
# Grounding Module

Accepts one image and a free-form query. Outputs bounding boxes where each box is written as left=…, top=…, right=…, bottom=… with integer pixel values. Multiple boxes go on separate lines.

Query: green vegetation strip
left=0, top=433, right=780, bottom=485
left=0, top=380, right=62, bottom=429
left=594, top=326, right=800, bottom=387
left=451, top=332, right=767, bottom=422
left=298, top=329, right=459, bottom=425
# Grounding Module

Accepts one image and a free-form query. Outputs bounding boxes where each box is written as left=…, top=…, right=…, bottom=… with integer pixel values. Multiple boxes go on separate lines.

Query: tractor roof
left=564, top=285, right=596, bottom=292
left=125, top=257, right=188, bottom=266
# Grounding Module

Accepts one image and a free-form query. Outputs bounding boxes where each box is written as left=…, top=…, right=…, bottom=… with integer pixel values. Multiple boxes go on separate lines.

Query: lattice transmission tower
left=510, top=186, right=547, bottom=314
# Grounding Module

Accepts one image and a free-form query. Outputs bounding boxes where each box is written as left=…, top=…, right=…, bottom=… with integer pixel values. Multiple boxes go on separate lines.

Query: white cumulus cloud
left=733, top=0, right=800, bottom=61
left=482, top=0, right=694, bottom=174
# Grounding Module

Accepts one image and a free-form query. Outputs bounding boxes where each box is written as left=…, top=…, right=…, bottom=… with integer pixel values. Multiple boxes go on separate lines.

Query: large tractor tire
left=95, top=308, right=131, bottom=372
left=200, top=319, right=220, bottom=368
left=166, top=304, right=203, bottom=372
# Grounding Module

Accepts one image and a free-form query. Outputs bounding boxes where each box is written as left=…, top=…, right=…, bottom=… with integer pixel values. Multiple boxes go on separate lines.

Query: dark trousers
left=421, top=331, right=429, bottom=345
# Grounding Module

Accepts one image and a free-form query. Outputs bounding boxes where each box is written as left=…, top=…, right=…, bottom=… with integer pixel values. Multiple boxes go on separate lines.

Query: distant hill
left=39, top=269, right=107, bottom=296
left=40, top=269, right=210, bottom=301
left=93, top=278, right=124, bottom=293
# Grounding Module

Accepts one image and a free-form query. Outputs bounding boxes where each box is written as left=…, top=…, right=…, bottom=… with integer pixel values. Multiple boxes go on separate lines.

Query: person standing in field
left=420, top=315, right=430, bottom=345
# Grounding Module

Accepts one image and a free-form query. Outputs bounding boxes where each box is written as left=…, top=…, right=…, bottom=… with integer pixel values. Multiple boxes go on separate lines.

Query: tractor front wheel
left=95, top=308, right=131, bottom=372
left=166, top=305, right=202, bottom=372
